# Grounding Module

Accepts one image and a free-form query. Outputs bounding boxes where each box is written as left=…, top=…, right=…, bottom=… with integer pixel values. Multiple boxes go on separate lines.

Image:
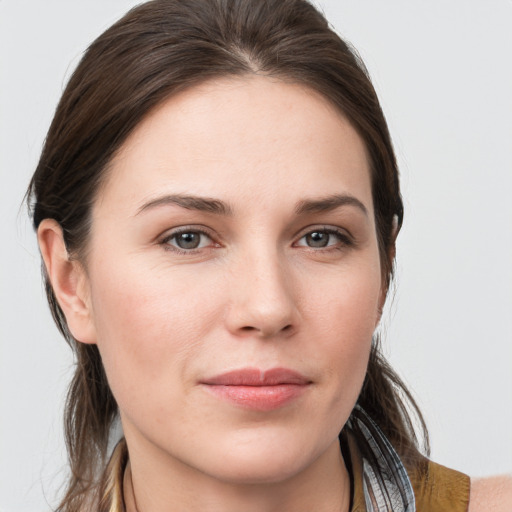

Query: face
left=78, top=76, right=383, bottom=484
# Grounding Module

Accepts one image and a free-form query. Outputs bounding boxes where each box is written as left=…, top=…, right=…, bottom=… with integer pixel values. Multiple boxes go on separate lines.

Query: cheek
left=304, top=256, right=382, bottom=338
left=86, top=256, right=223, bottom=402
left=303, top=260, right=381, bottom=388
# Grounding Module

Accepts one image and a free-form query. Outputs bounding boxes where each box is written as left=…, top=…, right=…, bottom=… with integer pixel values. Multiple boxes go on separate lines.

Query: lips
left=201, top=367, right=311, bottom=411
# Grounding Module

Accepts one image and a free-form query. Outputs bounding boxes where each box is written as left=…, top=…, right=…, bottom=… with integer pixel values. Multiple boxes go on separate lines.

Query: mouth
left=200, top=367, right=312, bottom=411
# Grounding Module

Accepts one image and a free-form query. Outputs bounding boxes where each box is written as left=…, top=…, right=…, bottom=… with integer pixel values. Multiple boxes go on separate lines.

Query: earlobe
left=37, top=219, right=97, bottom=344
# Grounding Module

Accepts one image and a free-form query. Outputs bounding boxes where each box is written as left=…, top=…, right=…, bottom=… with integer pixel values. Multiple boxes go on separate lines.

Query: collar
left=344, top=406, right=416, bottom=512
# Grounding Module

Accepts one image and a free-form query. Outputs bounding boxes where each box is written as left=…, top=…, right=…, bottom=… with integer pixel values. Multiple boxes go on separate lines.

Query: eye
left=161, top=229, right=215, bottom=252
left=295, top=228, right=351, bottom=249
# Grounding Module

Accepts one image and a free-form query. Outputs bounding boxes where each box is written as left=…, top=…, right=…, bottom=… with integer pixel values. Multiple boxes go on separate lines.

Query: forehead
left=97, top=76, right=372, bottom=216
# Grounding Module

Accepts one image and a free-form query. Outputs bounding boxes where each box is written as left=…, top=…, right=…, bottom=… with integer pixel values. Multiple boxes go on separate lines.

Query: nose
left=224, top=249, right=298, bottom=339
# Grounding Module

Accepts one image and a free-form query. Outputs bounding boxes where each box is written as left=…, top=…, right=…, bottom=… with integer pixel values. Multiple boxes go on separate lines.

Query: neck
left=123, top=437, right=350, bottom=512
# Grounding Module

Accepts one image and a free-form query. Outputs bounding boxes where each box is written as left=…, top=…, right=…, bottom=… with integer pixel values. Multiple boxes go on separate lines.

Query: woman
left=25, top=0, right=510, bottom=511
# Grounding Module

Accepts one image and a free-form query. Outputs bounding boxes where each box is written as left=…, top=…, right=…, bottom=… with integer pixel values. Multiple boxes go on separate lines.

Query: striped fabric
left=347, top=406, right=416, bottom=512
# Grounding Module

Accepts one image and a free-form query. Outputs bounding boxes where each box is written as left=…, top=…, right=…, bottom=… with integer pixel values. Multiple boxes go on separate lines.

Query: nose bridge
left=226, top=241, right=297, bottom=338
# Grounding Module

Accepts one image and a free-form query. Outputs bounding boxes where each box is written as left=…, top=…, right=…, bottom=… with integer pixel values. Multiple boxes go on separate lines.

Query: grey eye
left=305, top=231, right=330, bottom=248
left=174, top=232, right=202, bottom=249
left=164, top=230, right=213, bottom=251
left=296, top=228, right=351, bottom=250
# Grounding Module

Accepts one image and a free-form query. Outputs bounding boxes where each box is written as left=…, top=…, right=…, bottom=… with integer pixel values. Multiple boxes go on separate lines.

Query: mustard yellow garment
left=345, top=432, right=470, bottom=512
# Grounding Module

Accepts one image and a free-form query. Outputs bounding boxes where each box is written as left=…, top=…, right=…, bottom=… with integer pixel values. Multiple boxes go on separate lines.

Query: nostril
left=238, top=324, right=294, bottom=336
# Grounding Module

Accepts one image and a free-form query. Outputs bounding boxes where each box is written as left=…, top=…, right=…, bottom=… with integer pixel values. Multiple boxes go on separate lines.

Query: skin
left=469, top=476, right=512, bottom=512
left=40, top=76, right=381, bottom=511
left=37, top=75, right=512, bottom=512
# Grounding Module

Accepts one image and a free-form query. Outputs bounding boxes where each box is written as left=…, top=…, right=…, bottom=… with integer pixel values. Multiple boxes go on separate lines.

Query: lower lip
left=203, top=384, right=308, bottom=411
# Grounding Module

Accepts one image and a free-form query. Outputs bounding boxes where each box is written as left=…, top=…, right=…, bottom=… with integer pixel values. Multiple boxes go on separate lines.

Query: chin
left=193, top=428, right=331, bottom=485
left=208, top=454, right=308, bottom=485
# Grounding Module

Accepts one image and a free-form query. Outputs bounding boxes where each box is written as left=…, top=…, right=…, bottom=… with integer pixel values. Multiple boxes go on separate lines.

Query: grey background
left=1, top=0, right=511, bottom=510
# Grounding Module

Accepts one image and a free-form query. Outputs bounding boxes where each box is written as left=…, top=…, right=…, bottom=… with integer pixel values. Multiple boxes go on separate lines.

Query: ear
left=37, top=219, right=97, bottom=344
left=376, top=218, right=399, bottom=326
left=377, top=248, right=394, bottom=320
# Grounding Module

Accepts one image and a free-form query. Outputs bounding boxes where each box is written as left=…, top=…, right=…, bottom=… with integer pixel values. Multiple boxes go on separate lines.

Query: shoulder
left=469, top=474, right=512, bottom=512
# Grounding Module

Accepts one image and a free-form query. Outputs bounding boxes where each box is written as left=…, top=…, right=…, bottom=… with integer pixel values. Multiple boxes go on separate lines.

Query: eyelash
left=295, top=227, right=354, bottom=251
left=159, top=226, right=353, bottom=255
left=160, top=227, right=217, bottom=255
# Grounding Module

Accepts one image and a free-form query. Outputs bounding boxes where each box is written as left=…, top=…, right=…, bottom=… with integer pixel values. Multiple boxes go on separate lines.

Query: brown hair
left=27, top=0, right=428, bottom=509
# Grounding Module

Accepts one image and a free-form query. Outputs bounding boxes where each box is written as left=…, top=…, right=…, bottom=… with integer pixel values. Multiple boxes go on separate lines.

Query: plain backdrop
left=1, top=1, right=511, bottom=510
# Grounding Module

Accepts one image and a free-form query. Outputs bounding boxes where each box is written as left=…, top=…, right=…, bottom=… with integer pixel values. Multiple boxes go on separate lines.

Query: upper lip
left=201, top=367, right=311, bottom=386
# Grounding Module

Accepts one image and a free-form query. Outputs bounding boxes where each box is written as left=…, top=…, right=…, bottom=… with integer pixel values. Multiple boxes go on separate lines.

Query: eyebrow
left=294, top=194, right=368, bottom=216
left=136, top=194, right=233, bottom=216
left=136, top=192, right=367, bottom=217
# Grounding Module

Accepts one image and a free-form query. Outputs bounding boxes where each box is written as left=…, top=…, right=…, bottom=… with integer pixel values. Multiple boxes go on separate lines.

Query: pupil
left=307, top=231, right=328, bottom=247
left=177, top=232, right=200, bottom=249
